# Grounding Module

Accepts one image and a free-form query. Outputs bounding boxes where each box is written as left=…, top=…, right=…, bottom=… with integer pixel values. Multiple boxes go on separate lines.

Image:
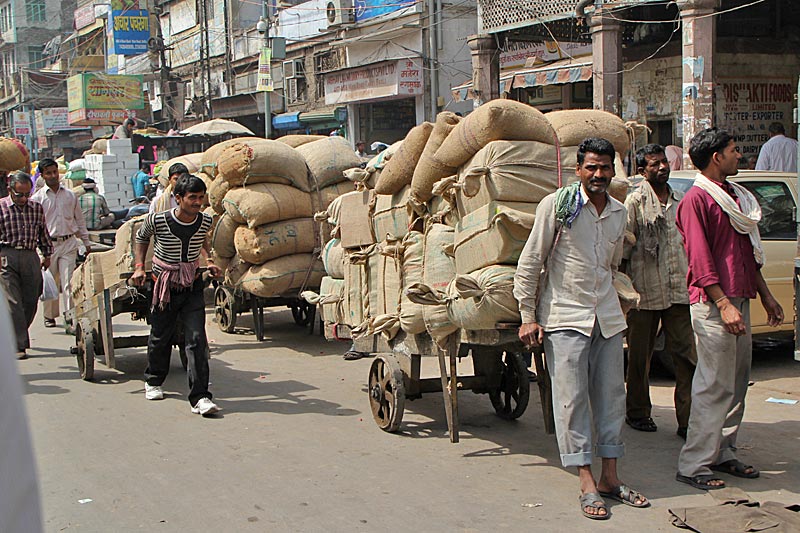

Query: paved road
left=16, top=305, right=800, bottom=532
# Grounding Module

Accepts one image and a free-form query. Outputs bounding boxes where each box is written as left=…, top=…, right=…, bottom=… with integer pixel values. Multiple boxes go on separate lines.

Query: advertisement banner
left=355, top=0, right=414, bottom=22
left=13, top=111, right=32, bottom=136
left=500, top=41, right=592, bottom=72
left=324, top=59, right=422, bottom=105
left=67, top=73, right=145, bottom=112
left=36, top=108, right=83, bottom=131
left=257, top=48, right=273, bottom=92
left=74, top=3, right=96, bottom=30
left=68, top=108, right=136, bottom=126
left=111, top=9, right=150, bottom=55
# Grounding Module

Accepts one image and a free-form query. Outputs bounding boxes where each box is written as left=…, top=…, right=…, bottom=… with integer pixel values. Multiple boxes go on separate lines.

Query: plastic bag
left=41, top=269, right=58, bottom=301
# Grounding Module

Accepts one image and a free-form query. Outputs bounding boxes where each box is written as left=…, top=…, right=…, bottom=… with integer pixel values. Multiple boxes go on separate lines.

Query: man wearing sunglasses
left=0, top=172, right=53, bottom=359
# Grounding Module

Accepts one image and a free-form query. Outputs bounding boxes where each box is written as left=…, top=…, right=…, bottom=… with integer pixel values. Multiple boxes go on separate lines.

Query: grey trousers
left=0, top=248, right=43, bottom=351
left=544, top=321, right=626, bottom=467
left=678, top=298, right=752, bottom=478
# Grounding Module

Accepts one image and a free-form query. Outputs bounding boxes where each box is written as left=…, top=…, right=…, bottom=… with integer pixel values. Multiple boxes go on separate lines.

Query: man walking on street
left=755, top=122, right=797, bottom=172
left=0, top=172, right=53, bottom=359
left=514, top=138, right=649, bottom=520
left=623, top=144, right=696, bottom=438
left=131, top=174, right=222, bottom=416
left=31, top=158, right=92, bottom=331
left=676, top=128, right=784, bottom=490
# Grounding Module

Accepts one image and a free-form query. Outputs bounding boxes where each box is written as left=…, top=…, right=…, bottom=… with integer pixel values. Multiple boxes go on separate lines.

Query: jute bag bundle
left=217, top=139, right=310, bottom=191
left=234, top=218, right=316, bottom=265
left=311, top=181, right=354, bottom=214
left=444, top=265, right=520, bottom=330
left=342, top=249, right=364, bottom=327
left=453, top=201, right=538, bottom=274
left=321, top=238, right=345, bottom=279
left=347, top=246, right=381, bottom=337
left=343, top=167, right=378, bottom=190
left=545, top=109, right=631, bottom=156
left=368, top=239, right=404, bottom=340
left=200, top=137, right=258, bottom=178
left=0, top=137, right=30, bottom=171
left=114, top=217, right=153, bottom=273
left=399, top=231, right=426, bottom=335
left=409, top=111, right=461, bottom=206
left=211, top=252, right=231, bottom=273
left=276, top=134, right=327, bottom=148
left=433, top=100, right=555, bottom=169
left=302, top=276, right=345, bottom=324
left=375, top=122, right=434, bottom=195
left=239, top=254, right=325, bottom=298
left=222, top=183, right=313, bottom=228
left=210, top=212, right=240, bottom=259
left=157, top=153, right=202, bottom=187
left=203, top=207, right=218, bottom=250
left=90, top=139, right=107, bottom=156
left=296, top=136, right=362, bottom=189
left=314, top=193, right=343, bottom=246
left=372, top=186, right=412, bottom=242
left=208, top=175, right=231, bottom=215
left=224, top=254, right=251, bottom=287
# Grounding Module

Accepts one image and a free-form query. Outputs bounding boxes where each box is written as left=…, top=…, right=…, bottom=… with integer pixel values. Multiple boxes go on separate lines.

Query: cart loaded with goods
left=302, top=102, right=640, bottom=441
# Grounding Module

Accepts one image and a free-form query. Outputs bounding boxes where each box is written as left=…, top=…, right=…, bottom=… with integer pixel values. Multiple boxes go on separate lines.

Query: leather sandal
left=626, top=416, right=657, bottom=432
left=579, top=492, right=609, bottom=520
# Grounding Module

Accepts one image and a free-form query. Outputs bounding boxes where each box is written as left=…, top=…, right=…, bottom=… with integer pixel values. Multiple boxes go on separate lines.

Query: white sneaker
left=191, top=398, right=220, bottom=416
left=145, top=384, right=164, bottom=400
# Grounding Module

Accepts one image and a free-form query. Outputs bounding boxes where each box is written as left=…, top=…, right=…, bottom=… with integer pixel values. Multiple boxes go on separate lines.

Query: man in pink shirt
left=675, top=128, right=783, bottom=490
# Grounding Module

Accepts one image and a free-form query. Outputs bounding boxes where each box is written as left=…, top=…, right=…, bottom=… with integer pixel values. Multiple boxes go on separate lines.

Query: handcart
left=213, top=285, right=316, bottom=340
left=68, top=277, right=189, bottom=381
left=328, top=323, right=555, bottom=443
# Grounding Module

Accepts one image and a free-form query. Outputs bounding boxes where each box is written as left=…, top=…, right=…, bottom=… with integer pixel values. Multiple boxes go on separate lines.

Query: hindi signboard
left=324, top=59, right=422, bottom=105
left=257, top=48, right=273, bottom=92
left=111, top=9, right=150, bottom=55
left=13, top=111, right=32, bottom=136
left=68, top=73, right=144, bottom=112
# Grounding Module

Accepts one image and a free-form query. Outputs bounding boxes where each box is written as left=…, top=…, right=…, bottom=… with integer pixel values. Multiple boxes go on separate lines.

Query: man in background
left=150, top=163, right=187, bottom=213
left=132, top=162, right=151, bottom=198
left=354, top=140, right=368, bottom=158
left=78, top=178, right=114, bottom=230
left=755, top=122, right=797, bottom=172
left=113, top=118, right=136, bottom=140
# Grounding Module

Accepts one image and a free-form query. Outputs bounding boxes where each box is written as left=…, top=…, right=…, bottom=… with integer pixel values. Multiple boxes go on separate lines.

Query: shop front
left=272, top=107, right=348, bottom=136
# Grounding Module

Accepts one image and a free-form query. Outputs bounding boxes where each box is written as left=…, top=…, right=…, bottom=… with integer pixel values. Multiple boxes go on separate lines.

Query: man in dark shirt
left=0, top=172, right=53, bottom=358
left=675, top=128, right=783, bottom=490
left=131, top=174, right=222, bottom=415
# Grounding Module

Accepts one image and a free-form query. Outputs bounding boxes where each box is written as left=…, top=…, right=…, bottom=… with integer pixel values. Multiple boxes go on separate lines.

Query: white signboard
left=324, top=59, right=422, bottom=105
left=13, top=111, right=32, bottom=136
left=500, top=41, right=592, bottom=72
left=37, top=108, right=76, bottom=131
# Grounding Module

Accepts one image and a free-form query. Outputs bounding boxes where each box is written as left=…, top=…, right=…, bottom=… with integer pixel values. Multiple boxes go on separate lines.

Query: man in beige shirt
left=623, top=144, right=696, bottom=438
left=514, top=138, right=648, bottom=520
left=31, top=158, right=92, bottom=331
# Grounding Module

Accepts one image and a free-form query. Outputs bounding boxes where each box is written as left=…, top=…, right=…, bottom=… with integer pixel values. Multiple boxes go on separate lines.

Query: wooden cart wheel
left=291, top=301, right=312, bottom=326
left=368, top=355, right=405, bottom=432
left=75, top=320, right=95, bottom=381
left=93, top=320, right=104, bottom=356
left=489, top=352, right=530, bottom=420
left=214, top=286, right=237, bottom=333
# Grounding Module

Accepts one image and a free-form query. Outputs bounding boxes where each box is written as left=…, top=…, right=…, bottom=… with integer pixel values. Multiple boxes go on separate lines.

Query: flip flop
left=343, top=351, right=364, bottom=361
left=599, top=484, right=650, bottom=508
left=579, top=492, right=609, bottom=520
left=675, top=472, right=726, bottom=490
left=711, top=459, right=760, bottom=479
left=625, top=416, right=657, bottom=432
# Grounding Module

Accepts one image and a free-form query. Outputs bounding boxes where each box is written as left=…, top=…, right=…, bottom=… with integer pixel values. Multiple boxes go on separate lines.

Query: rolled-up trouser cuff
left=561, top=451, right=593, bottom=468
left=596, top=443, right=625, bottom=459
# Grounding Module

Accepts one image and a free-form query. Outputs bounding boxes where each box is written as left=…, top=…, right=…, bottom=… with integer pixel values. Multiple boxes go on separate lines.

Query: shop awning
left=273, top=112, right=302, bottom=130
left=451, top=59, right=592, bottom=102
left=76, top=19, right=103, bottom=37
left=298, top=107, right=347, bottom=125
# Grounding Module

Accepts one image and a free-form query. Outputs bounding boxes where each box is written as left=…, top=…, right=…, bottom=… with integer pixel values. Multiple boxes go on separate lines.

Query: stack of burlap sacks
left=207, top=135, right=360, bottom=298
left=314, top=101, right=633, bottom=347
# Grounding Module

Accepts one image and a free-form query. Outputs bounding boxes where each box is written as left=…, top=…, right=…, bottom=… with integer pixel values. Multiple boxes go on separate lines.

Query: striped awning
left=451, top=59, right=592, bottom=102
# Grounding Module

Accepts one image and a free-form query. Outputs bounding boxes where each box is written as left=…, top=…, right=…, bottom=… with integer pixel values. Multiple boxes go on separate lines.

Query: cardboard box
left=106, top=139, right=133, bottom=155
left=339, top=190, right=376, bottom=249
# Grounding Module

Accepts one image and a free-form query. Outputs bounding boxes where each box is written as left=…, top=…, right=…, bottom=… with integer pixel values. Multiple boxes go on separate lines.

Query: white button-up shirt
left=31, top=185, right=91, bottom=247
left=513, top=186, right=627, bottom=338
left=756, top=134, right=797, bottom=172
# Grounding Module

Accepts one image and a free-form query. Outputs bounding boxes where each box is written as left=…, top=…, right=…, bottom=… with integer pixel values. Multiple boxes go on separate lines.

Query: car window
left=735, top=181, right=797, bottom=240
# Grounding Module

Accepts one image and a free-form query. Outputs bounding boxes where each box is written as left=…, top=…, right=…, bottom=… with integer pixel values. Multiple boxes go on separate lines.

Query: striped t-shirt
left=135, top=208, right=213, bottom=275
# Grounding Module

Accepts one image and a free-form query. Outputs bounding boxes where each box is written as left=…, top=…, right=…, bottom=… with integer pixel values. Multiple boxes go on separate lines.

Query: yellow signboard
left=67, top=73, right=144, bottom=112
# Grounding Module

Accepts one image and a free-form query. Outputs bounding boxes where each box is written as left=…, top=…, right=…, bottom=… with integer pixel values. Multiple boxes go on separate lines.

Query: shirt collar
left=580, top=183, right=624, bottom=213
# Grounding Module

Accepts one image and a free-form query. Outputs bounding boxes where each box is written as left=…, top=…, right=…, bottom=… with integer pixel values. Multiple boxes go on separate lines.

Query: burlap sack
left=375, top=122, right=433, bottom=195
left=445, top=265, right=520, bottom=330
left=91, top=138, right=107, bottom=155
left=224, top=253, right=250, bottom=286
left=222, top=183, right=313, bottom=228
left=343, top=167, right=377, bottom=190
left=217, top=140, right=310, bottom=191
left=397, top=231, right=426, bottom=334
left=419, top=223, right=457, bottom=343
left=375, top=241, right=402, bottom=318
left=454, top=201, right=538, bottom=273
left=157, top=153, right=202, bottom=187
left=212, top=252, right=231, bottom=273
left=211, top=212, right=239, bottom=259
left=410, top=112, right=460, bottom=205
left=203, top=207, right=218, bottom=250
left=234, top=218, right=316, bottom=265
left=608, top=177, right=629, bottom=203
left=365, top=140, right=402, bottom=172
left=452, top=140, right=568, bottom=217
left=434, top=100, right=555, bottom=168
left=546, top=109, right=631, bottom=156
left=70, top=250, right=119, bottom=302
left=296, top=136, right=362, bottom=189
left=201, top=137, right=260, bottom=177
left=208, top=175, right=231, bottom=215
left=114, top=216, right=154, bottom=273
left=373, top=186, right=411, bottom=242
left=318, top=276, right=345, bottom=324
left=321, top=238, right=345, bottom=279
left=342, top=249, right=364, bottom=327
left=0, top=137, right=30, bottom=171
left=239, top=254, right=324, bottom=298
left=276, top=134, right=327, bottom=148
left=311, top=181, right=354, bottom=214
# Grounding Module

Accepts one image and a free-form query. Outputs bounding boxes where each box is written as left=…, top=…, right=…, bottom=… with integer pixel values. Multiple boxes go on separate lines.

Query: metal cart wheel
left=290, top=300, right=313, bottom=326
left=74, top=319, right=95, bottom=381
left=368, top=355, right=405, bottom=432
left=489, top=351, right=530, bottom=420
left=214, top=286, right=237, bottom=333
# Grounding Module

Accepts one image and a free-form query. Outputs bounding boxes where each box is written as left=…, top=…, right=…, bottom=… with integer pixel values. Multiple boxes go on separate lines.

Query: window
left=737, top=181, right=797, bottom=240
left=25, top=0, right=45, bottom=22
left=28, top=45, right=44, bottom=69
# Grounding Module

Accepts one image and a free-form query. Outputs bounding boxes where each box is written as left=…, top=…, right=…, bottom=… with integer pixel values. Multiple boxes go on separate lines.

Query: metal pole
left=263, top=0, right=272, bottom=138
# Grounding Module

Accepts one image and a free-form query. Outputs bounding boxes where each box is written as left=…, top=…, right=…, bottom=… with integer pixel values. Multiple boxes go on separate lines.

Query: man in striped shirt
left=131, top=174, right=222, bottom=416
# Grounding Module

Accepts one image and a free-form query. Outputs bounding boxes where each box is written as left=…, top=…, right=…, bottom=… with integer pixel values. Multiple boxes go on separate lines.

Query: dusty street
left=16, top=305, right=800, bottom=532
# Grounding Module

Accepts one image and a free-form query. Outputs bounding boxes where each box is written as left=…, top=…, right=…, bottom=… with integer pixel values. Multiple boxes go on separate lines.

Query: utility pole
left=259, top=0, right=272, bottom=138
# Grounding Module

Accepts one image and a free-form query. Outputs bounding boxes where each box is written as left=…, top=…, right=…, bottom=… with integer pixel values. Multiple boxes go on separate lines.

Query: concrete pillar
left=467, top=35, right=500, bottom=108
left=590, top=8, right=622, bottom=114
left=679, top=0, right=717, bottom=168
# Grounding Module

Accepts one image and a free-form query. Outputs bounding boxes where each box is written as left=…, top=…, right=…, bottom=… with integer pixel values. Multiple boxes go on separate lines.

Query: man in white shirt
left=31, top=158, right=92, bottom=331
left=514, top=138, right=649, bottom=520
left=354, top=140, right=368, bottom=158
left=755, top=122, right=797, bottom=172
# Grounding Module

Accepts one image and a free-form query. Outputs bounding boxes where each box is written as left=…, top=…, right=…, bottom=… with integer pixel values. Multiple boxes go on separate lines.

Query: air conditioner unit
left=286, top=77, right=302, bottom=104
left=283, top=59, right=304, bottom=80
left=326, top=0, right=354, bottom=28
